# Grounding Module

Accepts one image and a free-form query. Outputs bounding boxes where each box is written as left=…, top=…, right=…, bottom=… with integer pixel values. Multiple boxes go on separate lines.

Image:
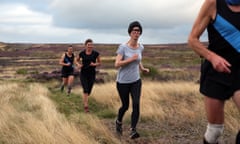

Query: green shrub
left=16, top=68, right=28, bottom=75
left=141, top=65, right=159, bottom=79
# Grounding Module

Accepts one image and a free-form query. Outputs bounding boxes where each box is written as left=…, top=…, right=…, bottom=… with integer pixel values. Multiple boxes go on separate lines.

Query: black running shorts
left=61, top=69, right=74, bottom=78
left=200, top=60, right=240, bottom=100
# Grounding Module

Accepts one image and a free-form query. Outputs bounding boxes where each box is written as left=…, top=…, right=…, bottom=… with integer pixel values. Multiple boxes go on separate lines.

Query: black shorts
left=200, top=60, right=240, bottom=100
left=61, top=69, right=74, bottom=78
left=80, top=72, right=96, bottom=94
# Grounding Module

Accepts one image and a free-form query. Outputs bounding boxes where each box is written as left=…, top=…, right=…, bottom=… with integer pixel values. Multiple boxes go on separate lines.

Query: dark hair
left=128, top=21, right=142, bottom=35
left=65, top=44, right=72, bottom=51
left=85, top=38, right=93, bottom=45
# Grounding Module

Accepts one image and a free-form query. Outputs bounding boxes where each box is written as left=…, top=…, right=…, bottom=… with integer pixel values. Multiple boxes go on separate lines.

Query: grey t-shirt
left=116, top=43, right=144, bottom=83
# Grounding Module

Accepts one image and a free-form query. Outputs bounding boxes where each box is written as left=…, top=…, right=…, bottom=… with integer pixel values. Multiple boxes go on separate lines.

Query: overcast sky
left=0, top=0, right=207, bottom=44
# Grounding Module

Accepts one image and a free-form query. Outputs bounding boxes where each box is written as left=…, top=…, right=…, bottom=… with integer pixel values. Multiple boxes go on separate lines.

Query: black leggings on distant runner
left=116, top=79, right=142, bottom=129
left=80, top=73, right=95, bottom=94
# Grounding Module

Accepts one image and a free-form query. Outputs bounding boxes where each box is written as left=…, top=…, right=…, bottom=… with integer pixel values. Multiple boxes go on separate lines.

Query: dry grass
left=0, top=82, right=98, bottom=144
left=92, top=81, right=240, bottom=143
left=91, top=81, right=203, bottom=121
left=91, top=81, right=239, bottom=134
left=69, top=114, right=121, bottom=144
left=0, top=81, right=239, bottom=143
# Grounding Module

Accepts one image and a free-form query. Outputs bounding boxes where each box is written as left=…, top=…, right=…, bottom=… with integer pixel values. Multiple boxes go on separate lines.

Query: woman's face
left=86, top=42, right=93, bottom=50
left=130, top=26, right=141, bottom=40
left=67, top=46, right=73, bottom=54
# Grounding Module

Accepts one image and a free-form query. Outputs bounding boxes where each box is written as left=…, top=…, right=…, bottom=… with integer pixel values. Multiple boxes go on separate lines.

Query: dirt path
left=102, top=119, right=236, bottom=144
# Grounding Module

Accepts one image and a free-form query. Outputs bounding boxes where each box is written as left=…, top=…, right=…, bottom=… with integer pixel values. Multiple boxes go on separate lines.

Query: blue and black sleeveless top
left=62, top=53, right=74, bottom=72
left=207, top=0, right=240, bottom=64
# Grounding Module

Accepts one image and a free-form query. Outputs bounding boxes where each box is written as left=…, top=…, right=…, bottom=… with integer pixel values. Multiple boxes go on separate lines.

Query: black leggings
left=80, top=73, right=95, bottom=94
left=116, top=79, right=142, bottom=129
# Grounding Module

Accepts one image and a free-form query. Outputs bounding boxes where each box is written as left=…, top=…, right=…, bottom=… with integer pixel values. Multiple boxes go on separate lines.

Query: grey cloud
left=0, top=0, right=205, bottom=44
left=50, top=0, right=201, bottom=30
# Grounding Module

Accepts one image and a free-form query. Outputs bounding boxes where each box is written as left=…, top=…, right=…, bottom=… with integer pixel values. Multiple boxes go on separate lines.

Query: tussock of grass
left=71, top=114, right=121, bottom=144
left=0, top=82, right=98, bottom=144
left=16, top=68, right=28, bottom=75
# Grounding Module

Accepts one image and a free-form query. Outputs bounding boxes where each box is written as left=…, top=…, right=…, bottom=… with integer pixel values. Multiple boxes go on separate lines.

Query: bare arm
left=188, top=0, right=215, bottom=60
left=139, top=62, right=149, bottom=73
left=114, top=53, right=138, bottom=68
left=188, top=0, right=231, bottom=73
left=90, top=55, right=101, bottom=67
left=75, top=55, right=82, bottom=69
left=59, top=53, right=70, bottom=66
left=96, top=55, right=101, bottom=66
left=74, top=56, right=81, bottom=68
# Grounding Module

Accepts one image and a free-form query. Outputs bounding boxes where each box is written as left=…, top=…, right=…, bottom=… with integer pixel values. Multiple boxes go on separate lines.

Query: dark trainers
left=130, top=128, right=140, bottom=139
left=236, top=130, right=240, bottom=144
left=115, top=120, right=122, bottom=135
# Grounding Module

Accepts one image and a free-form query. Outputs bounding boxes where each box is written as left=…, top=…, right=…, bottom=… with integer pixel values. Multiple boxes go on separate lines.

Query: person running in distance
left=115, top=21, right=149, bottom=139
left=59, top=45, right=78, bottom=96
left=188, top=0, right=240, bottom=143
left=76, top=39, right=101, bottom=113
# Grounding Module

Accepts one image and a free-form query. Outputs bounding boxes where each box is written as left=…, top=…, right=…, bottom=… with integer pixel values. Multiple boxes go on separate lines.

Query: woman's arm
left=90, top=55, right=101, bottom=67
left=188, top=0, right=231, bottom=73
left=188, top=0, right=216, bottom=60
left=59, top=53, right=70, bottom=66
left=139, top=62, right=149, bottom=73
left=114, top=53, right=138, bottom=68
left=75, top=55, right=82, bottom=69
left=74, top=55, right=81, bottom=68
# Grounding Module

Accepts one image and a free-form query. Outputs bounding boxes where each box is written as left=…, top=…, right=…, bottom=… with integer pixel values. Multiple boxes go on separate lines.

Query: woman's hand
left=209, top=53, right=231, bottom=73
left=141, top=68, right=150, bottom=73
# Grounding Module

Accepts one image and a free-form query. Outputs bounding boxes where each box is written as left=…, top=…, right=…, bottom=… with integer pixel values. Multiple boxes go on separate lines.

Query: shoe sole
left=130, top=133, right=140, bottom=139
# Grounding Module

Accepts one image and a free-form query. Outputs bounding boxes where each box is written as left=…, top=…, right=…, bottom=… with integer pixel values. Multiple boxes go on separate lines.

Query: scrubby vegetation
left=0, top=42, right=238, bottom=143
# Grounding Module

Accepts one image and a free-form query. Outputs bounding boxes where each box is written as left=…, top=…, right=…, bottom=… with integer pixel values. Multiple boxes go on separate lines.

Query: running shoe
left=130, top=128, right=140, bottom=139
left=115, top=120, right=122, bottom=135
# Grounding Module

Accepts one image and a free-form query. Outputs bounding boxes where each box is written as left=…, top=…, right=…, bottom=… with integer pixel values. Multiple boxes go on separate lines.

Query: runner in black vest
left=188, top=0, right=240, bottom=143
left=59, top=45, right=78, bottom=95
